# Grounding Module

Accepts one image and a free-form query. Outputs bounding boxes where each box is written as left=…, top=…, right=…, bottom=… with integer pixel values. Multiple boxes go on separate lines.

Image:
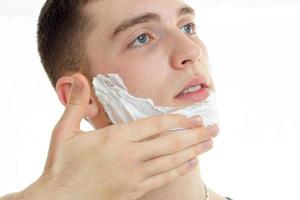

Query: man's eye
left=180, top=23, right=196, bottom=34
left=129, top=33, right=151, bottom=48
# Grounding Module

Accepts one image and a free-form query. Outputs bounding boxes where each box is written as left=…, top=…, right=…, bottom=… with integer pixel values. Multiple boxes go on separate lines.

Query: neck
left=138, top=162, right=206, bottom=200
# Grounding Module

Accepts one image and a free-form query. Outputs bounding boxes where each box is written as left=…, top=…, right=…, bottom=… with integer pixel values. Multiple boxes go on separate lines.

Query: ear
left=55, top=74, right=99, bottom=119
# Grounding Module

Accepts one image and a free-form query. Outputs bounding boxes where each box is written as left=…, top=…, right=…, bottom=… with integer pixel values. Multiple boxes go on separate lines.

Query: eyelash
left=128, top=23, right=197, bottom=49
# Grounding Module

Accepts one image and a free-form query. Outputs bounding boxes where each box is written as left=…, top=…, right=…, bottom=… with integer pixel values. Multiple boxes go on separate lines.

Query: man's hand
left=9, top=73, right=219, bottom=200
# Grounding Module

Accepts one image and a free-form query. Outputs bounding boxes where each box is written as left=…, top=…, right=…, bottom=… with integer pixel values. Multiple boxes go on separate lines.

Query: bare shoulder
left=0, top=192, right=19, bottom=200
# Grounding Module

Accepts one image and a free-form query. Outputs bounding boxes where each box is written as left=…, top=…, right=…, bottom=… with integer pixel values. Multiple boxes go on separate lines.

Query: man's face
left=85, top=0, right=214, bottom=107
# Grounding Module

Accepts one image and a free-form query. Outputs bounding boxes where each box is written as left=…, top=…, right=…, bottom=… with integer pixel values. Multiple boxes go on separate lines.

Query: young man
left=1, top=0, right=230, bottom=199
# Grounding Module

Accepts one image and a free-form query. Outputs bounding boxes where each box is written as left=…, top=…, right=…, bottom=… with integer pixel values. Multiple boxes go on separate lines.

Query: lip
left=174, top=76, right=210, bottom=103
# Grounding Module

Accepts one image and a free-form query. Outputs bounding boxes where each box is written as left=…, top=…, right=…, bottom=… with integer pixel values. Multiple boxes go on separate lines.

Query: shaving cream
left=92, top=73, right=219, bottom=128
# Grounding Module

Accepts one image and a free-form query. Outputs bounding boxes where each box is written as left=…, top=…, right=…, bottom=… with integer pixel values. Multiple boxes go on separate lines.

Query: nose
left=169, top=30, right=202, bottom=69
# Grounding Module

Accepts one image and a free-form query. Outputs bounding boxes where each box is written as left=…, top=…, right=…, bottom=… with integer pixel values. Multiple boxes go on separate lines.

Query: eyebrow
left=110, top=6, right=195, bottom=40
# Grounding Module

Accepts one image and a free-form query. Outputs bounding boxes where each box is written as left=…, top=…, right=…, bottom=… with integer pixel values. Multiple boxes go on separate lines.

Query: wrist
left=15, top=174, right=58, bottom=200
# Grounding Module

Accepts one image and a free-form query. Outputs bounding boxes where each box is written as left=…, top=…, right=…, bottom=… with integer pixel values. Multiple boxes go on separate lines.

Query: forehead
left=85, top=0, right=190, bottom=35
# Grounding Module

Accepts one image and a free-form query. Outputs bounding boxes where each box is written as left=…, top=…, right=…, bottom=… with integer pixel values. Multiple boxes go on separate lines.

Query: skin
left=85, top=0, right=214, bottom=108
left=0, top=0, right=226, bottom=200
left=75, top=0, right=223, bottom=199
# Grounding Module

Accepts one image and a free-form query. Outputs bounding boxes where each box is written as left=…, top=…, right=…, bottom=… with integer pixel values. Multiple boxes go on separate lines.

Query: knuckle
left=168, top=154, right=180, bottom=166
left=100, top=126, right=115, bottom=143
left=170, top=135, right=183, bottom=151
left=120, top=147, right=137, bottom=163
left=204, top=139, right=214, bottom=150
left=131, top=170, right=143, bottom=186
left=194, top=139, right=214, bottom=154
left=67, top=95, right=83, bottom=108
left=195, top=144, right=205, bottom=155
left=165, top=114, right=191, bottom=128
left=106, top=125, right=125, bottom=141
left=155, top=119, right=166, bottom=131
left=136, top=167, right=147, bottom=184
left=190, top=147, right=198, bottom=158
left=163, top=171, right=175, bottom=183
left=198, top=127, right=211, bottom=141
left=174, top=115, right=191, bottom=128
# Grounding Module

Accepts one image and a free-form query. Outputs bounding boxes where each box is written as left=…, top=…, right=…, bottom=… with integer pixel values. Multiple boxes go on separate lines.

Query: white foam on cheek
left=92, top=73, right=219, bottom=127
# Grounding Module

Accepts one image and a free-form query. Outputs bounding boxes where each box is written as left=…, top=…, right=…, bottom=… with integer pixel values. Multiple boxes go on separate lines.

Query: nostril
left=181, top=59, right=191, bottom=65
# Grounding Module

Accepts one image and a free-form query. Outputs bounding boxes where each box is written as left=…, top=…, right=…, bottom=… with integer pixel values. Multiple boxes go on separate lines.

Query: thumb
left=54, top=73, right=91, bottom=143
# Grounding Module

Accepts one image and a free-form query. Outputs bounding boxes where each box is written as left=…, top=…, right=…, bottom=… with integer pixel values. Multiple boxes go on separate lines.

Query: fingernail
left=191, top=115, right=203, bottom=127
left=72, top=76, right=82, bottom=92
left=188, top=158, right=198, bottom=166
left=210, top=125, right=219, bottom=137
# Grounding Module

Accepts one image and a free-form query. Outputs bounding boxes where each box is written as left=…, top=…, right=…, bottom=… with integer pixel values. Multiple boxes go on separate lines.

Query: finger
left=208, top=124, right=220, bottom=137
left=146, top=123, right=219, bottom=141
left=141, top=139, right=212, bottom=178
left=139, top=156, right=200, bottom=194
left=140, top=126, right=212, bottom=162
left=54, top=73, right=90, bottom=142
left=127, top=114, right=203, bottom=142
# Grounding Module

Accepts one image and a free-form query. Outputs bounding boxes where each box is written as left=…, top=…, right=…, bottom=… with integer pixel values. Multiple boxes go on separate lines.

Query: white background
left=0, top=0, right=300, bottom=199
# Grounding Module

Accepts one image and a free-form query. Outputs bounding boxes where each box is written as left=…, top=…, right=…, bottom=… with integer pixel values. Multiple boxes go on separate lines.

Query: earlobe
left=85, top=96, right=99, bottom=119
left=55, top=74, right=99, bottom=119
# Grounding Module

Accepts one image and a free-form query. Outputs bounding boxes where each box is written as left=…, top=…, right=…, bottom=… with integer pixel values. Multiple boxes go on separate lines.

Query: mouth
left=174, top=76, right=210, bottom=103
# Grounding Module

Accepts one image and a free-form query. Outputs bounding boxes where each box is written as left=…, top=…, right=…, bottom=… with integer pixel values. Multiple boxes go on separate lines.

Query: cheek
left=114, top=50, right=169, bottom=100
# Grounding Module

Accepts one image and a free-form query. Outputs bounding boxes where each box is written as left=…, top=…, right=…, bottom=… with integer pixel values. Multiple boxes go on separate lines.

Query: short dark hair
left=37, top=0, right=96, bottom=88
